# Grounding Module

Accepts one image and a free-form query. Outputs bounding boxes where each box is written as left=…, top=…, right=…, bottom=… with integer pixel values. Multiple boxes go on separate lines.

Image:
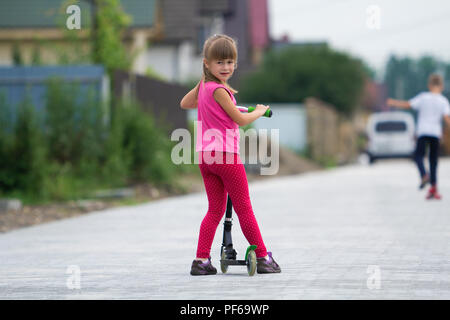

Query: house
left=0, top=0, right=161, bottom=72
left=0, top=0, right=270, bottom=85
left=147, top=0, right=270, bottom=84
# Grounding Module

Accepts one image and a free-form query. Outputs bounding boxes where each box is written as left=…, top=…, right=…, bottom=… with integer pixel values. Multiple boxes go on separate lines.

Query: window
left=375, top=121, right=407, bottom=132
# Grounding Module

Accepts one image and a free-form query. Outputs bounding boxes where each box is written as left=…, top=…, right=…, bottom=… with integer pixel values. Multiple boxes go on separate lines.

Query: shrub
left=239, top=45, right=368, bottom=116
left=0, top=79, right=178, bottom=203
left=111, top=100, right=176, bottom=185
left=9, top=95, right=48, bottom=199
left=0, top=92, right=15, bottom=193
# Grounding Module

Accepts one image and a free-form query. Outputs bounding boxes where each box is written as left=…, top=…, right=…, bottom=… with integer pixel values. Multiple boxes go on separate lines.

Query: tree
left=384, top=54, right=450, bottom=100
left=239, top=45, right=369, bottom=116
left=91, top=0, right=133, bottom=76
left=56, top=0, right=132, bottom=76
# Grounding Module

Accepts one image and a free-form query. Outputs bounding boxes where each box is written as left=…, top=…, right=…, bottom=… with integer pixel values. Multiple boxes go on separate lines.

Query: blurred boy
left=387, top=74, right=450, bottom=199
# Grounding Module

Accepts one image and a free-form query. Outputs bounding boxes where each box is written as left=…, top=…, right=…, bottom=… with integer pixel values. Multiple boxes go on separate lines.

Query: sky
left=268, top=0, right=450, bottom=79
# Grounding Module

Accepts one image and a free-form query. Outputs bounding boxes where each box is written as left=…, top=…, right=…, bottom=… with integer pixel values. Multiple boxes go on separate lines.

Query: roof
left=0, top=0, right=156, bottom=28
left=160, top=0, right=232, bottom=42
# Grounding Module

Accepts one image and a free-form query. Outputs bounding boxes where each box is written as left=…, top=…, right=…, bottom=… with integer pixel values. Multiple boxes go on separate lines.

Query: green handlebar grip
left=247, top=106, right=273, bottom=118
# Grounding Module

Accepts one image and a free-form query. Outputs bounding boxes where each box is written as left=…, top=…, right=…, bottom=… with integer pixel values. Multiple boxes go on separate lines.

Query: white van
left=366, top=111, right=416, bottom=163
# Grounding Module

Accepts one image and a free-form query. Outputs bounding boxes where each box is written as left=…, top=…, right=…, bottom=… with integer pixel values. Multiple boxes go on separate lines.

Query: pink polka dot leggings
left=196, top=151, right=267, bottom=259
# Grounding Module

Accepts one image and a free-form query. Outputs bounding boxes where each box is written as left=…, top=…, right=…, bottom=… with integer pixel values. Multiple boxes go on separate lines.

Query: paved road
left=1, top=159, right=449, bottom=299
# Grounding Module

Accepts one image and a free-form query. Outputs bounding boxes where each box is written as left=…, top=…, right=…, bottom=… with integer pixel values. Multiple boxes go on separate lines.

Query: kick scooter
left=219, top=106, right=272, bottom=276
left=220, top=195, right=258, bottom=276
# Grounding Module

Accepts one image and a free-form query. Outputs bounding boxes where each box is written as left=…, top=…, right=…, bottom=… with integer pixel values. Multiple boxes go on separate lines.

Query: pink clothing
left=193, top=82, right=268, bottom=259
left=196, top=151, right=268, bottom=259
left=196, top=81, right=240, bottom=154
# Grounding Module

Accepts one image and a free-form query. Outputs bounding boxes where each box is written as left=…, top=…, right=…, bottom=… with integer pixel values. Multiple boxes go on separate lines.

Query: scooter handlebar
left=237, top=106, right=273, bottom=118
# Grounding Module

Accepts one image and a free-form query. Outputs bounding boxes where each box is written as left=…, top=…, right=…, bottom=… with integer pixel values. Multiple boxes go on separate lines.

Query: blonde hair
left=428, top=73, right=444, bottom=88
left=202, top=34, right=238, bottom=94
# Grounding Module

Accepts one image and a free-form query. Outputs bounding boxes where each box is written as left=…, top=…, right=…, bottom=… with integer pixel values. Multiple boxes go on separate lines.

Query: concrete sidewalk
left=0, top=159, right=449, bottom=299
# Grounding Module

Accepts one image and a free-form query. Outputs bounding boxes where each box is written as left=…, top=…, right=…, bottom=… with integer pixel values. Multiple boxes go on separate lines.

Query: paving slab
left=0, top=159, right=449, bottom=299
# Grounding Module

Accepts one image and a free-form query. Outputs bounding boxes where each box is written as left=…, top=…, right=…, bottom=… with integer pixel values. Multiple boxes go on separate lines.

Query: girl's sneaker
left=257, top=252, right=281, bottom=274
left=190, top=257, right=217, bottom=276
left=426, top=186, right=442, bottom=200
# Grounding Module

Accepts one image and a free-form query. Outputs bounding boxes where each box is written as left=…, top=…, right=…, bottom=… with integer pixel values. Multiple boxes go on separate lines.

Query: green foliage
left=31, top=45, right=43, bottom=66
left=44, top=78, right=106, bottom=168
left=318, top=156, right=337, bottom=169
left=0, top=92, right=15, bottom=192
left=45, top=79, right=84, bottom=164
left=11, top=42, right=23, bottom=66
left=0, top=1, right=177, bottom=203
left=239, top=45, right=368, bottom=116
left=53, top=0, right=133, bottom=73
left=92, top=0, right=133, bottom=75
left=100, top=103, right=131, bottom=187
left=145, top=67, right=167, bottom=82
left=111, top=100, right=177, bottom=185
left=8, top=95, right=48, bottom=199
left=0, top=81, right=178, bottom=204
left=384, top=54, right=450, bottom=99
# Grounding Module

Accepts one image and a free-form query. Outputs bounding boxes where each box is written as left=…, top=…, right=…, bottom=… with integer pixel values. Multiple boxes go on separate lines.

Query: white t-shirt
left=409, top=92, right=450, bottom=138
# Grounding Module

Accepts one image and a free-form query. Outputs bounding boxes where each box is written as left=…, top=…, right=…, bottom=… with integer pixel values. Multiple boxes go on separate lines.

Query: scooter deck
left=220, top=259, right=247, bottom=266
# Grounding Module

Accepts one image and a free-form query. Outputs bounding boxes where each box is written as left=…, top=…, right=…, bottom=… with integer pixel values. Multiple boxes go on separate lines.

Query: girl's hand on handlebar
left=255, top=104, right=269, bottom=117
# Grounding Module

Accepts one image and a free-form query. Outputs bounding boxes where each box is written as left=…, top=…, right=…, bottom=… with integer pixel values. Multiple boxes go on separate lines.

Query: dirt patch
left=0, top=147, right=320, bottom=233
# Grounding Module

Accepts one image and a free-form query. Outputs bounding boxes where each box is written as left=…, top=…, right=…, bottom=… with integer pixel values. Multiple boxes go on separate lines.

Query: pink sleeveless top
left=196, top=81, right=240, bottom=154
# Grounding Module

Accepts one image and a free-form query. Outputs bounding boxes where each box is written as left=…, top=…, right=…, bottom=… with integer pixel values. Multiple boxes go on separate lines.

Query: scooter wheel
left=246, top=250, right=256, bottom=276
left=220, top=250, right=228, bottom=274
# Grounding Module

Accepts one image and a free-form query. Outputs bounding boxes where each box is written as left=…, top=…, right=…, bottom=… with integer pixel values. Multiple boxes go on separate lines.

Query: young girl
left=180, top=34, right=281, bottom=275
